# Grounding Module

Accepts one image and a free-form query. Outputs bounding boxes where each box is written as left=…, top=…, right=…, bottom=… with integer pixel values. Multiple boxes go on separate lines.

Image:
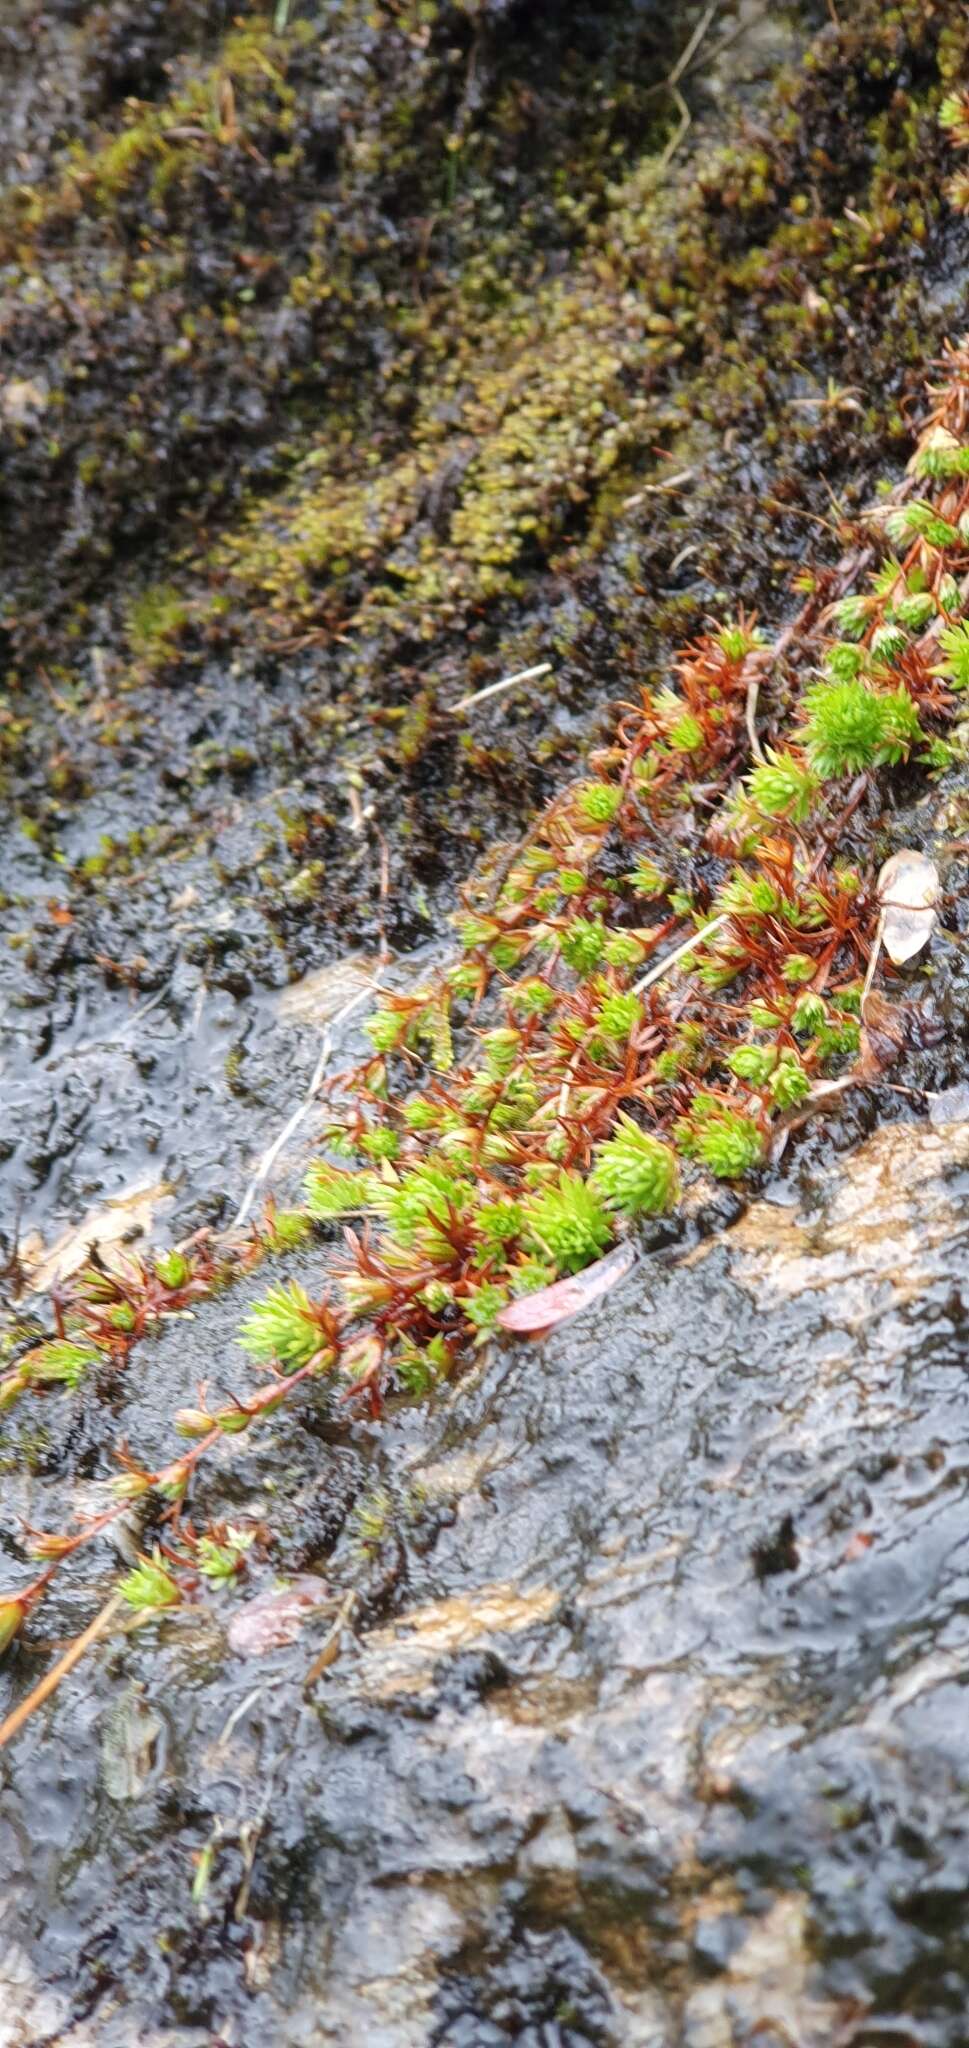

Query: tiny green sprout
left=893, top=591, right=935, bottom=631
left=360, top=1127, right=400, bottom=1162
left=727, top=1044, right=777, bottom=1085
left=403, top=1094, right=438, bottom=1130
left=801, top=679, right=887, bottom=777
left=304, top=1160, right=375, bottom=1220
left=238, top=1281, right=333, bottom=1371
left=885, top=500, right=959, bottom=549
left=877, top=688, right=923, bottom=762
left=938, top=574, right=961, bottom=613
left=591, top=1115, right=678, bottom=1217
left=935, top=620, right=969, bottom=689
left=394, top=1334, right=449, bottom=1394
left=490, top=935, right=529, bottom=971
left=523, top=1171, right=613, bottom=1274
left=655, top=1020, right=706, bottom=1079
left=923, top=736, right=955, bottom=774
left=560, top=918, right=607, bottom=975
left=603, top=930, right=646, bottom=969
left=377, top=1162, right=468, bottom=1247
left=365, top=1008, right=407, bottom=1053
left=464, top=1281, right=511, bottom=1339
left=265, top=1208, right=312, bottom=1252
left=745, top=749, right=818, bottom=823
left=628, top=859, right=667, bottom=897
left=817, top=1016, right=860, bottom=1060
left=155, top=1250, right=190, bottom=1290
left=417, top=1279, right=455, bottom=1314
left=197, top=1526, right=254, bottom=1582
left=940, top=90, right=969, bottom=136
left=29, top=1339, right=98, bottom=1389
left=175, top=1404, right=215, bottom=1438
left=833, top=595, right=870, bottom=640
left=510, top=1258, right=557, bottom=1295
left=792, top=992, right=826, bottom=1035
left=416, top=1000, right=453, bottom=1072
left=476, top=1199, right=524, bottom=1244
left=487, top=1073, right=540, bottom=1130
left=557, top=868, right=586, bottom=895
left=870, top=624, right=908, bottom=665
left=721, top=871, right=781, bottom=919
left=688, top=1105, right=765, bottom=1179
left=769, top=1054, right=810, bottom=1108
left=192, top=1835, right=219, bottom=1909
left=718, top=622, right=761, bottom=661
left=668, top=714, right=704, bottom=753
left=576, top=781, right=623, bottom=826
left=781, top=953, right=816, bottom=984
left=595, top=989, right=643, bottom=1039
left=871, top=557, right=903, bottom=600
left=447, top=962, right=481, bottom=1000
left=748, top=999, right=783, bottom=1030
left=119, top=1551, right=181, bottom=1613
left=481, top=1027, right=521, bottom=1075
left=822, top=642, right=866, bottom=684
left=512, top=977, right=557, bottom=1016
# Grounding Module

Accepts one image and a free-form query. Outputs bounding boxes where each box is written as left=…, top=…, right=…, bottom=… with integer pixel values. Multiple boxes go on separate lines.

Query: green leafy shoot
left=119, top=1551, right=181, bottom=1612
left=522, top=1171, right=613, bottom=1273
left=237, top=1281, right=333, bottom=1371
left=592, top=1115, right=678, bottom=1217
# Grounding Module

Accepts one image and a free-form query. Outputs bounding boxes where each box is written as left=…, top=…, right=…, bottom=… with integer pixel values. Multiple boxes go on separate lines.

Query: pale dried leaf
left=276, top=953, right=377, bottom=1026
left=497, top=1241, right=636, bottom=1336
left=101, top=1684, right=163, bottom=1801
left=856, top=990, right=907, bottom=1080
left=23, top=1179, right=174, bottom=1293
left=877, top=849, right=940, bottom=966
left=227, top=1577, right=330, bottom=1657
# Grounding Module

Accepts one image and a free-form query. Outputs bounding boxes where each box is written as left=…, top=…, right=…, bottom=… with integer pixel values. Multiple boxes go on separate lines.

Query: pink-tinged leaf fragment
left=497, top=1240, right=637, bottom=1337
left=227, top=1576, right=328, bottom=1656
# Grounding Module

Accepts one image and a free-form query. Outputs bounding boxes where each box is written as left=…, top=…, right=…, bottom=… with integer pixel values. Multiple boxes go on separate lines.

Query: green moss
left=128, top=584, right=190, bottom=662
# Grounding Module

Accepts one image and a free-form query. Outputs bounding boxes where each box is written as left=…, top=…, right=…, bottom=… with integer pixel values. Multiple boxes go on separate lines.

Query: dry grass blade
left=450, top=662, right=552, bottom=714
left=0, top=1592, right=124, bottom=1752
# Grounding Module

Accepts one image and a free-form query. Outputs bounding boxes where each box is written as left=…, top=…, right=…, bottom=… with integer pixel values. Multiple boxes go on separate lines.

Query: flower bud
left=0, top=1598, right=25, bottom=1655
left=340, top=1334, right=382, bottom=1384
left=174, top=1407, right=214, bottom=1438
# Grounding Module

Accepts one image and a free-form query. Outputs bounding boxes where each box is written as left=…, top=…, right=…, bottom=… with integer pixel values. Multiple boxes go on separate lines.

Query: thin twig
left=304, top=1589, right=358, bottom=1689
left=0, top=1591, right=124, bottom=1752
left=450, top=662, right=552, bottom=715
left=859, top=916, right=884, bottom=1020
left=623, top=469, right=695, bottom=507
left=659, top=81, right=693, bottom=171
left=230, top=977, right=386, bottom=1231
left=633, top=913, right=730, bottom=996
left=744, top=663, right=767, bottom=765
left=667, top=0, right=720, bottom=91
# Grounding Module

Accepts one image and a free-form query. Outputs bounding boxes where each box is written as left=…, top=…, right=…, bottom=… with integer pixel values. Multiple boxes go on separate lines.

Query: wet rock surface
left=4, top=2, right=969, bottom=2041
left=4, top=0, right=969, bottom=1273
left=4, top=1112, right=969, bottom=2044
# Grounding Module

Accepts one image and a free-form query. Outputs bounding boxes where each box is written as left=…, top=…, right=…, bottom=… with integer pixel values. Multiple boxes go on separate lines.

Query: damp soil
left=5, top=0, right=969, bottom=2042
